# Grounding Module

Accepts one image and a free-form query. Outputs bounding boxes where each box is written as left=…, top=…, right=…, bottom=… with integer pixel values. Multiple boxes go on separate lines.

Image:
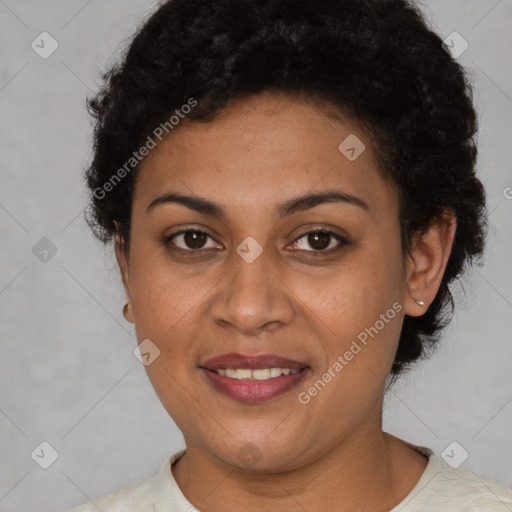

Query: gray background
left=0, top=1, right=511, bottom=511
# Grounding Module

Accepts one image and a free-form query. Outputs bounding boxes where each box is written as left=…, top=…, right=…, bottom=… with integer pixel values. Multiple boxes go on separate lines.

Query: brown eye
left=291, top=230, right=348, bottom=252
left=183, top=230, right=208, bottom=249
left=307, top=231, right=331, bottom=250
left=166, top=229, right=219, bottom=251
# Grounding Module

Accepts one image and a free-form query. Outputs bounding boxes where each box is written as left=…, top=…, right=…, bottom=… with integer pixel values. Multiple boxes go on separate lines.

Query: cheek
left=128, top=243, right=200, bottom=335
left=298, top=282, right=403, bottom=431
left=303, top=243, right=403, bottom=325
left=306, top=280, right=402, bottom=370
left=300, top=247, right=404, bottom=382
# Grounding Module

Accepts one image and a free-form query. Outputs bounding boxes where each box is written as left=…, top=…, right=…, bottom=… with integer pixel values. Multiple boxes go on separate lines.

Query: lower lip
left=201, top=368, right=309, bottom=403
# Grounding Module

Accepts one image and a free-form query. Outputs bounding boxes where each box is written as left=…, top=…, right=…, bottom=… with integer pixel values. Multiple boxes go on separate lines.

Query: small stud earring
left=415, top=299, right=425, bottom=306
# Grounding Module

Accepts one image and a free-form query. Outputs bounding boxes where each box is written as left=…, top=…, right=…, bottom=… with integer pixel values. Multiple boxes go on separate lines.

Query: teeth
left=215, top=368, right=300, bottom=380
left=233, top=368, right=252, bottom=379
left=253, top=368, right=271, bottom=380
left=270, top=368, right=282, bottom=378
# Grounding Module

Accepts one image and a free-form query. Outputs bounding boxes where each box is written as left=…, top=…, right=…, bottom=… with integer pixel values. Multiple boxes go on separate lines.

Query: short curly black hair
left=84, top=0, right=487, bottom=379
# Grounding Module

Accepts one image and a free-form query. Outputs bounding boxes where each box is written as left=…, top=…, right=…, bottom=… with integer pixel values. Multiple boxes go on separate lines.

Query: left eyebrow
left=276, top=189, right=370, bottom=217
left=145, top=189, right=370, bottom=219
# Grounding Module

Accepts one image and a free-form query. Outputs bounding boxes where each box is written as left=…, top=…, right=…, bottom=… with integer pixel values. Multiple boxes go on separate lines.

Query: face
left=117, top=91, right=410, bottom=471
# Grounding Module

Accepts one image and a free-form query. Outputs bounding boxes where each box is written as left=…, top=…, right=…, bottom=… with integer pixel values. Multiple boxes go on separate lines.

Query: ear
left=404, top=209, right=457, bottom=316
left=114, top=223, right=135, bottom=324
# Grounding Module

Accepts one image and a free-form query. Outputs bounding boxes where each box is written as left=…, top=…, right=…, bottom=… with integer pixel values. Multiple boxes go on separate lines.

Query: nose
left=209, top=248, right=296, bottom=336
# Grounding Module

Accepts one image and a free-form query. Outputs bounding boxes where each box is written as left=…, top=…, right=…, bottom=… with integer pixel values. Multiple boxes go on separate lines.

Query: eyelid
left=165, top=227, right=221, bottom=251
left=164, top=226, right=349, bottom=253
left=289, top=228, right=348, bottom=253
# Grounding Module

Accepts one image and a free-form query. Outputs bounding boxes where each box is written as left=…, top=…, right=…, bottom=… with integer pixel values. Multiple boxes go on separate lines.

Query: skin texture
left=115, top=91, right=456, bottom=511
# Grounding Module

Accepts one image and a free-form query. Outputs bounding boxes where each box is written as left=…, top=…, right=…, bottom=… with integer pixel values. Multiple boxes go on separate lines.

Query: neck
left=172, top=425, right=428, bottom=512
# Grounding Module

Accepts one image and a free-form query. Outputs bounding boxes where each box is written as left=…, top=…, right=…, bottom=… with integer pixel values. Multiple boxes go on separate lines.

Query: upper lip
left=200, top=353, right=309, bottom=371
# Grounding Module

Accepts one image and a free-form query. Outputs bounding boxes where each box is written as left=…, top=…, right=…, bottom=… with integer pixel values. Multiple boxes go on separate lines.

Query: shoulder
left=64, top=449, right=187, bottom=512
left=65, top=472, right=155, bottom=512
left=431, top=460, right=512, bottom=510
left=415, top=452, right=512, bottom=511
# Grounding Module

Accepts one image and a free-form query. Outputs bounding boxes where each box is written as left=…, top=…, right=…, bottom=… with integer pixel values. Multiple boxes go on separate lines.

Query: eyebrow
left=146, top=189, right=370, bottom=219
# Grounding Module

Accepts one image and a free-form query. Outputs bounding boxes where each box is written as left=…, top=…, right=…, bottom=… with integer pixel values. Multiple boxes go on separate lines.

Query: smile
left=211, top=367, right=300, bottom=379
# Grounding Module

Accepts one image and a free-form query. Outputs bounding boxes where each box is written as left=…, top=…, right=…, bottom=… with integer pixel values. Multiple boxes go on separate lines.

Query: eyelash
left=164, top=228, right=349, bottom=255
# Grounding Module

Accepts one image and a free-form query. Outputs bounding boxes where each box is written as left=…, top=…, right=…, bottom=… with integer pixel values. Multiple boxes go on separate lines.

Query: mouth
left=206, top=367, right=302, bottom=379
left=199, top=353, right=310, bottom=403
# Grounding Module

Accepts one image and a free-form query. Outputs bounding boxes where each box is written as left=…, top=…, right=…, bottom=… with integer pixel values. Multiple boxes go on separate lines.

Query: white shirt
left=66, top=444, right=512, bottom=511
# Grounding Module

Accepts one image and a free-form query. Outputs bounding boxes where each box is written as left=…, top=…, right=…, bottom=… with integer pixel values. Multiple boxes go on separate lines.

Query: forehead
left=133, top=92, right=398, bottom=221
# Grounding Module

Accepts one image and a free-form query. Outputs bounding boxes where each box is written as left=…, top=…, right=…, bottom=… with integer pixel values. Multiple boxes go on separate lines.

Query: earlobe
left=404, top=210, right=457, bottom=316
left=122, top=301, right=135, bottom=323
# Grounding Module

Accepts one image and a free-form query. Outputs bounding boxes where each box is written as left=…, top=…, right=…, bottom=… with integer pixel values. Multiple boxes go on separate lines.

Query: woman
left=68, top=0, right=512, bottom=510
